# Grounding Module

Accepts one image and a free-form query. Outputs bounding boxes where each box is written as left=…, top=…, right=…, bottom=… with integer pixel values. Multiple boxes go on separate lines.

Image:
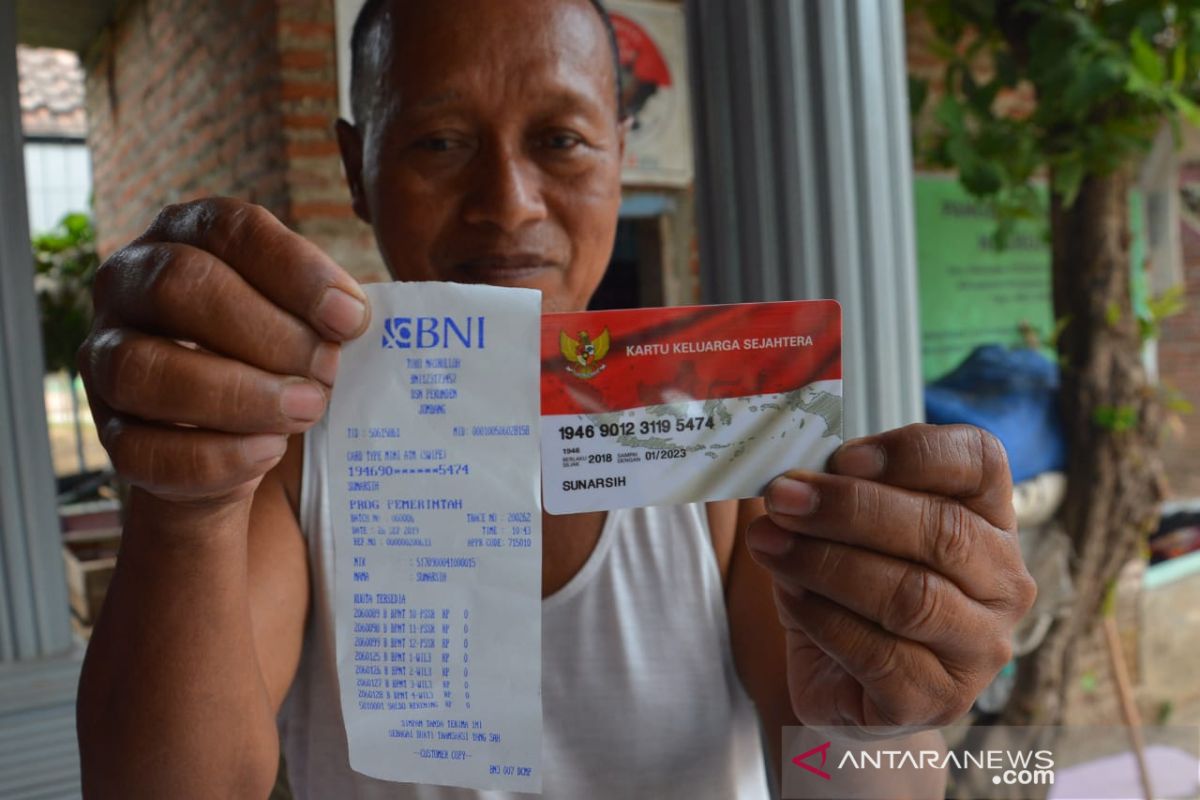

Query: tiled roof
left=17, top=45, right=87, bottom=139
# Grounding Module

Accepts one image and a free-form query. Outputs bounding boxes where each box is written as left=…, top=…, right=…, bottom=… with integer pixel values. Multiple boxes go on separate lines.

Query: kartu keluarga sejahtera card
left=540, top=300, right=843, bottom=515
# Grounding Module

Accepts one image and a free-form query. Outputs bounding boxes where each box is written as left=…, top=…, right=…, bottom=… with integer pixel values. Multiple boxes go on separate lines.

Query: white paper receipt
left=328, top=281, right=543, bottom=792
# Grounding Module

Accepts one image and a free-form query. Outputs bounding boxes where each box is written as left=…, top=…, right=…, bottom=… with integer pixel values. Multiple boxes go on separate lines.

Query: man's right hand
left=77, top=199, right=364, bottom=796
left=79, top=197, right=370, bottom=507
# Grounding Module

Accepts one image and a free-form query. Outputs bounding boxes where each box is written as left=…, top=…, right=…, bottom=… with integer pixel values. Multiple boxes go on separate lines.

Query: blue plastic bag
left=924, top=345, right=1066, bottom=484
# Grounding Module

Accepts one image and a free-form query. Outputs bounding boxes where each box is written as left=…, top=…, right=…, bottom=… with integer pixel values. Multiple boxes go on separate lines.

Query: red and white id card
left=540, top=300, right=843, bottom=515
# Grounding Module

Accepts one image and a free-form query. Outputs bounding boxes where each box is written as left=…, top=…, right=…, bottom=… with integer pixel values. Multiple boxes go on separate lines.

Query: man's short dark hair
left=349, top=0, right=625, bottom=127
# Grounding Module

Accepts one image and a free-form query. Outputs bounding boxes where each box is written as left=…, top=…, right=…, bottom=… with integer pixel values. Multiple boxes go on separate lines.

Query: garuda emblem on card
left=560, top=328, right=610, bottom=379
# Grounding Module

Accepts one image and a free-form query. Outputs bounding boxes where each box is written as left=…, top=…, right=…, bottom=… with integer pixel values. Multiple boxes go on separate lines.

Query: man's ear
left=336, top=118, right=372, bottom=224
left=617, top=115, right=634, bottom=161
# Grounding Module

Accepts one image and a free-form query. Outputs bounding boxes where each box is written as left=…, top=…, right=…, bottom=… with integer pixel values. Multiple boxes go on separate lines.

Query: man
left=75, top=0, right=1036, bottom=797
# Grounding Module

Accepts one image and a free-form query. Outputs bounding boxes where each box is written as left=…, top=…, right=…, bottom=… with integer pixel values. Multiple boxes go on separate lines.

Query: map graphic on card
left=540, top=300, right=843, bottom=514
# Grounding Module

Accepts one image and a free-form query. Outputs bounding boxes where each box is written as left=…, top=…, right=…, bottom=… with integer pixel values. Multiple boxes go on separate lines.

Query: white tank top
left=280, top=417, right=771, bottom=798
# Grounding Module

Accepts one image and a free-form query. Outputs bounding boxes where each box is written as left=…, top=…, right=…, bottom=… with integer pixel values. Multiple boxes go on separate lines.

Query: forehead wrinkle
left=378, top=0, right=617, bottom=121
left=411, top=90, right=461, bottom=112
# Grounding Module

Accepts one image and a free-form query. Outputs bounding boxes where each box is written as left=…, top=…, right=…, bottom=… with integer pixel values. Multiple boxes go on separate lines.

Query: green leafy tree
left=911, top=2, right=1196, bottom=795
left=33, top=211, right=99, bottom=475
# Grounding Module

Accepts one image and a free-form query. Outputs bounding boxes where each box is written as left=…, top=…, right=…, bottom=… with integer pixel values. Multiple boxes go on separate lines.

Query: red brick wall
left=1159, top=169, right=1200, bottom=498
left=84, top=0, right=384, bottom=280
left=274, top=0, right=381, bottom=280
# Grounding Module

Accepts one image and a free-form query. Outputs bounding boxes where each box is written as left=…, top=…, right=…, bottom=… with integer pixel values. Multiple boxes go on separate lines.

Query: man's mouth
left=451, top=254, right=560, bottom=283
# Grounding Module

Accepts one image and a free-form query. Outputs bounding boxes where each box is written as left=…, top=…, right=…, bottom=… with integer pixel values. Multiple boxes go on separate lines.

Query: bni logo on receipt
left=382, top=316, right=487, bottom=350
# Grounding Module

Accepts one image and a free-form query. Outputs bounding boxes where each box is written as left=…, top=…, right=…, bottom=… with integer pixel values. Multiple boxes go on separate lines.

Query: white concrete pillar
left=686, top=0, right=924, bottom=436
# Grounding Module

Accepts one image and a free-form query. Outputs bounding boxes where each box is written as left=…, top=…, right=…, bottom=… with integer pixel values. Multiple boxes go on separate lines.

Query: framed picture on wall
left=608, top=0, right=695, bottom=187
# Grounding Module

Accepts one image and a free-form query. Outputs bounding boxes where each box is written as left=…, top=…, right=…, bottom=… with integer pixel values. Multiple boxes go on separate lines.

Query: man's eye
left=544, top=133, right=583, bottom=150
left=417, top=136, right=461, bottom=152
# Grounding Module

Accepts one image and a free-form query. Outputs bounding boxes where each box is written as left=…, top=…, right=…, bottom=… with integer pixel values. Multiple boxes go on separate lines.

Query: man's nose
left=461, top=146, right=548, bottom=232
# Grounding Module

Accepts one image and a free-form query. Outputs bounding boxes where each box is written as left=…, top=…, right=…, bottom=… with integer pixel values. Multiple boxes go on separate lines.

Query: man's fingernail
left=748, top=525, right=795, bottom=557
left=281, top=381, right=327, bottom=422
left=310, top=342, right=340, bottom=385
left=244, top=434, right=288, bottom=463
left=767, top=476, right=819, bottom=516
left=834, top=443, right=885, bottom=479
left=316, top=288, right=367, bottom=338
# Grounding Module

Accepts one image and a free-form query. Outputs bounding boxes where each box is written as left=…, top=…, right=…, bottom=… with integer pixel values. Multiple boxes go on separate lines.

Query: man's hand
left=745, top=423, right=1037, bottom=730
left=78, top=197, right=370, bottom=507
left=76, top=198, right=370, bottom=797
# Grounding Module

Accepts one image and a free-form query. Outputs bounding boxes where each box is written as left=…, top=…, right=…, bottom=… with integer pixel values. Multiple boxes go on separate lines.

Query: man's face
left=339, top=0, right=627, bottom=313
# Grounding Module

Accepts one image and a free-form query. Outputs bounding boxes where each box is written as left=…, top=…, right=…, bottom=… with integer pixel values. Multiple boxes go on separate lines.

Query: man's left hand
left=746, top=423, right=1037, bottom=730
